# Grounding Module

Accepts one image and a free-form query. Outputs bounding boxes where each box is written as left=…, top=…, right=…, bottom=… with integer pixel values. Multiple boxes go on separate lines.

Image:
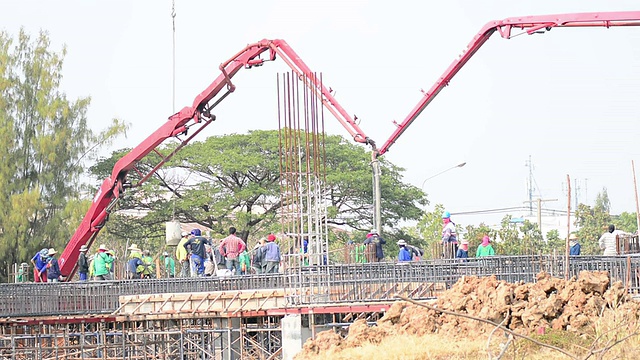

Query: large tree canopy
left=574, top=188, right=639, bottom=255
left=0, top=30, right=125, bottom=281
left=90, top=130, right=427, bottom=248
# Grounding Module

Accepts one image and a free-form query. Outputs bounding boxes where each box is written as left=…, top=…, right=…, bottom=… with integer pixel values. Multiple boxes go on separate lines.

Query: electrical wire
left=452, top=206, right=575, bottom=216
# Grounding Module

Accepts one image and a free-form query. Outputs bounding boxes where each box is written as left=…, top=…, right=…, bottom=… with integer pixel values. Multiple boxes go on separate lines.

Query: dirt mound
left=296, top=271, right=639, bottom=359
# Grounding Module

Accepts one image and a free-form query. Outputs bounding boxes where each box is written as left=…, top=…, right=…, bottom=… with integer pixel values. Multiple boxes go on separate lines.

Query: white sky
left=3, top=1, right=640, bottom=227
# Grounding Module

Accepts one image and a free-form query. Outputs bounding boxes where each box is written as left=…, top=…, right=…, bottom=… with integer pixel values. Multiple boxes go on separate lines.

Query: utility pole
left=525, top=155, right=534, bottom=215
left=522, top=198, right=558, bottom=235
left=565, top=175, right=571, bottom=281
left=573, top=178, right=580, bottom=211
left=632, top=161, right=640, bottom=243
left=584, top=178, right=589, bottom=205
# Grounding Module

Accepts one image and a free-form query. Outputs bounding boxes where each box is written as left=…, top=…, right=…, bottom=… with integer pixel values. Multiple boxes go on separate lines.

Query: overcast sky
left=3, top=1, right=640, bottom=227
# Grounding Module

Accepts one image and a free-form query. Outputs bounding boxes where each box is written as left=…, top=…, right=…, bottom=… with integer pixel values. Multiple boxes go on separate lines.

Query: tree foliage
left=574, top=188, right=612, bottom=254
left=462, top=216, right=546, bottom=256
left=613, top=211, right=638, bottom=234
left=410, top=188, right=638, bottom=258
left=415, top=204, right=445, bottom=259
left=544, top=229, right=566, bottom=254
left=0, top=30, right=126, bottom=281
left=90, top=130, right=427, bottom=250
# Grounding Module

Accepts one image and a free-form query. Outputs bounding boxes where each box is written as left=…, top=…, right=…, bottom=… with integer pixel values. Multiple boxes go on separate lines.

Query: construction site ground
left=295, top=271, right=640, bottom=360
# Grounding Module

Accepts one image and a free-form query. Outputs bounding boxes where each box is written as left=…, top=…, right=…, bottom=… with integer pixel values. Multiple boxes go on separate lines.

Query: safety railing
left=2, top=255, right=639, bottom=318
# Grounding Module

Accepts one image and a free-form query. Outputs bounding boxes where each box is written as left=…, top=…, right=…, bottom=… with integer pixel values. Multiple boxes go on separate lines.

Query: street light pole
left=421, top=162, right=467, bottom=190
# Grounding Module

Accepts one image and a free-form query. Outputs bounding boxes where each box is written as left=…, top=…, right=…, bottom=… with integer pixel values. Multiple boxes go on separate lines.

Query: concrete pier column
left=282, top=315, right=303, bottom=360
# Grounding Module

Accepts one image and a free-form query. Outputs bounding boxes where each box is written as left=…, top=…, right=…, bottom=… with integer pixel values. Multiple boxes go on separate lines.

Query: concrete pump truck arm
left=58, top=39, right=375, bottom=279
left=60, top=11, right=640, bottom=279
left=368, top=11, right=640, bottom=233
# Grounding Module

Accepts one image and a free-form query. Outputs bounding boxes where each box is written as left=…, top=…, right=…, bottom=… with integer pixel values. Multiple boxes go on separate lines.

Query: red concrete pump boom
left=377, top=11, right=640, bottom=157
left=58, top=39, right=374, bottom=278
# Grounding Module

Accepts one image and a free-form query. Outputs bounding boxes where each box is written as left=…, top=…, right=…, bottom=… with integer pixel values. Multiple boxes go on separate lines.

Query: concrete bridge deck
left=1, top=255, right=639, bottom=359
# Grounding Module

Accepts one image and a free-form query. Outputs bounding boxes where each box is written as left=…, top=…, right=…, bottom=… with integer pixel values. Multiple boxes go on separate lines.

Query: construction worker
left=176, top=231, right=190, bottom=277
left=219, top=227, right=246, bottom=275
left=441, top=211, right=458, bottom=259
left=31, top=248, right=49, bottom=283
left=93, top=244, right=114, bottom=281
left=141, top=250, right=155, bottom=279
left=569, top=234, right=581, bottom=256
left=45, top=248, right=62, bottom=282
left=251, top=238, right=266, bottom=273
left=456, top=239, right=469, bottom=260
left=476, top=236, right=495, bottom=257
left=77, top=245, right=90, bottom=281
left=185, top=229, right=210, bottom=276
left=88, top=254, right=95, bottom=279
left=106, top=249, right=116, bottom=278
left=263, top=234, right=281, bottom=274
left=364, top=229, right=386, bottom=262
left=238, top=248, right=251, bottom=275
left=163, top=251, right=176, bottom=278
left=397, top=240, right=412, bottom=262
left=126, top=244, right=144, bottom=279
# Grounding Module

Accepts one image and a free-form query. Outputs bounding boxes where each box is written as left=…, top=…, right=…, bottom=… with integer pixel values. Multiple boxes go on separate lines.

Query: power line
left=452, top=206, right=576, bottom=217
left=452, top=207, right=530, bottom=216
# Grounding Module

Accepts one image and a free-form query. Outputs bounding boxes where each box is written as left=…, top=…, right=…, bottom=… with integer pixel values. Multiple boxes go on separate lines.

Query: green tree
left=574, top=189, right=612, bottom=254
left=495, top=215, right=521, bottom=255
left=613, top=211, right=638, bottom=234
left=90, top=130, right=427, bottom=248
left=520, top=220, right=544, bottom=255
left=480, top=216, right=544, bottom=256
left=543, top=229, right=565, bottom=254
left=0, top=30, right=126, bottom=281
left=415, top=204, right=445, bottom=259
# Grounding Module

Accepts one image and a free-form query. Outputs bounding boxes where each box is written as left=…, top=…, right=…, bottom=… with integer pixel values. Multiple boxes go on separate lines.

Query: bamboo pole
left=632, top=160, right=640, bottom=237
left=565, top=174, right=571, bottom=281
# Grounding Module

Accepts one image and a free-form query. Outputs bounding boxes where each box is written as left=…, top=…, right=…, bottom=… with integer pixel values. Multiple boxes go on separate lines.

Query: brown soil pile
left=296, top=271, right=640, bottom=359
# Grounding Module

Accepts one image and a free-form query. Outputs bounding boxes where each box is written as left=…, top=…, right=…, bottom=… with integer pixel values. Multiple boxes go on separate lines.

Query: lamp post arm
left=421, top=162, right=466, bottom=189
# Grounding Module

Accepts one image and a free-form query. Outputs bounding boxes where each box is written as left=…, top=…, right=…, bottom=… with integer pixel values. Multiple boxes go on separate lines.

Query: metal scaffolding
left=0, top=317, right=283, bottom=360
left=277, top=71, right=331, bottom=305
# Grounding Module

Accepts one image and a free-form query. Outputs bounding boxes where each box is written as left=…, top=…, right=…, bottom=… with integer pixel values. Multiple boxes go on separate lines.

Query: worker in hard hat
left=441, top=211, right=458, bottom=259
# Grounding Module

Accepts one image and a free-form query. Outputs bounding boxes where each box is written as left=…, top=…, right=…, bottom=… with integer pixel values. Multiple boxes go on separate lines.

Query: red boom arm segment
left=59, top=39, right=373, bottom=278
left=377, top=11, right=640, bottom=156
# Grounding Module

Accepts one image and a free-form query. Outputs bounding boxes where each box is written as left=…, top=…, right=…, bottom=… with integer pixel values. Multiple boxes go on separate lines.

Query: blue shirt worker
left=263, top=234, right=281, bottom=273
left=569, top=233, right=581, bottom=256
left=126, top=244, right=145, bottom=279
left=397, top=240, right=412, bottom=262
left=46, top=248, right=62, bottom=282
left=184, top=229, right=210, bottom=276
left=31, top=248, right=49, bottom=283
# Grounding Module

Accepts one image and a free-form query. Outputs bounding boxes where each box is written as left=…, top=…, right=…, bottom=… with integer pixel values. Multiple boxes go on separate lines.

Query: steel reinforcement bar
left=1, top=255, right=639, bottom=318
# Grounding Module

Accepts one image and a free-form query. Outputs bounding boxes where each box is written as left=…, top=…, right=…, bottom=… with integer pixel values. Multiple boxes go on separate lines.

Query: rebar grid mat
left=2, top=255, right=640, bottom=318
